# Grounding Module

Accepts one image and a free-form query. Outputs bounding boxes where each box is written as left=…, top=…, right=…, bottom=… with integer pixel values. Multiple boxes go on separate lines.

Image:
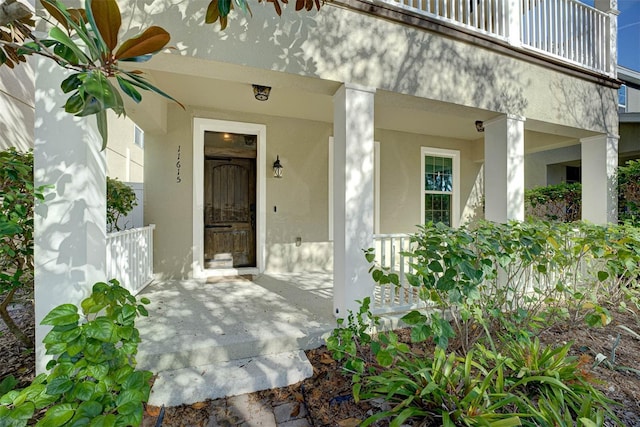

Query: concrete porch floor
left=134, top=272, right=336, bottom=406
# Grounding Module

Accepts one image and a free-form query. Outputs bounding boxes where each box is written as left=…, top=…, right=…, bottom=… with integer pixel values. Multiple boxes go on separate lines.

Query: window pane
left=424, top=193, right=451, bottom=225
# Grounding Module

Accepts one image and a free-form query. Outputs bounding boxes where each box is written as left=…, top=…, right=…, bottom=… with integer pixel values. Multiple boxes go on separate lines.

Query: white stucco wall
left=0, top=58, right=35, bottom=151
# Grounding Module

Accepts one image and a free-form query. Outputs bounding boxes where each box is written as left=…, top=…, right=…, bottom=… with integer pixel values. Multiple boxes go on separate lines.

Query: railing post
left=505, top=0, right=522, bottom=47
left=594, top=0, right=618, bottom=77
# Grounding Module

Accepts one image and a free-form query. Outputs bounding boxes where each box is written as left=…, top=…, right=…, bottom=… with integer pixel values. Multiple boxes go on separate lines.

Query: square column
left=34, top=58, right=107, bottom=372
left=332, top=83, right=376, bottom=317
left=484, top=114, right=526, bottom=223
left=581, top=134, right=618, bottom=224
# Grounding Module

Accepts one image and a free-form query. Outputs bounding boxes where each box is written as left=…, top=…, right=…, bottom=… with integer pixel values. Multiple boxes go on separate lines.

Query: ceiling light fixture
left=252, top=84, right=271, bottom=101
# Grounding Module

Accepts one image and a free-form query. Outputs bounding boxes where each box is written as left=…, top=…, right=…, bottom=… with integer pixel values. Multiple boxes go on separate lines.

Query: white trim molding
left=420, top=146, right=461, bottom=228
left=192, top=118, right=267, bottom=278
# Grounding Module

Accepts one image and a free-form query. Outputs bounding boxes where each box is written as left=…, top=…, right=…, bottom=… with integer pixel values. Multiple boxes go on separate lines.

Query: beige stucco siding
left=145, top=105, right=334, bottom=277
left=106, top=112, right=144, bottom=183
left=125, top=1, right=617, bottom=135
left=376, top=129, right=483, bottom=233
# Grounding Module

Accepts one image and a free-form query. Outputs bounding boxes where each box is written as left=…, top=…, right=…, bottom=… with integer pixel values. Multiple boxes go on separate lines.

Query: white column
left=34, top=58, right=107, bottom=372
left=484, top=114, right=526, bottom=223
left=581, top=134, right=618, bottom=224
left=595, top=0, right=619, bottom=77
left=332, top=83, right=375, bottom=318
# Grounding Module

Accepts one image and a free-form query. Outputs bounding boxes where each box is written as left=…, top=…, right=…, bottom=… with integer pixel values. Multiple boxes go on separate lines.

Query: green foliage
left=525, top=182, right=581, bottom=222
left=497, top=337, right=618, bottom=426
left=106, top=177, right=138, bottom=232
left=0, top=280, right=152, bottom=427
left=1, top=0, right=182, bottom=149
left=204, top=0, right=322, bottom=30
left=0, top=148, right=47, bottom=347
left=326, top=297, right=380, bottom=376
left=378, top=220, right=640, bottom=352
left=619, top=159, right=640, bottom=225
left=329, top=220, right=639, bottom=425
left=355, top=338, right=616, bottom=426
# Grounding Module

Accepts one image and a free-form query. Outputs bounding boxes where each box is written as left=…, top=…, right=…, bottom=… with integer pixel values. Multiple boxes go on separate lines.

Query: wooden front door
left=204, top=158, right=256, bottom=268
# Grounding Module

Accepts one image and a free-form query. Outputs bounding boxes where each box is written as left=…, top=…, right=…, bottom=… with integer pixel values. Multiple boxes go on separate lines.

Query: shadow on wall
left=122, top=0, right=530, bottom=117
left=551, top=78, right=617, bottom=134
left=0, top=62, right=35, bottom=151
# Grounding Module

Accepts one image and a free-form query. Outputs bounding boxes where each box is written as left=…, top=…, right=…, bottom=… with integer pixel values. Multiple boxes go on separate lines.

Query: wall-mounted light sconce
left=475, top=120, right=485, bottom=133
left=273, top=155, right=283, bottom=178
left=252, top=84, right=271, bottom=101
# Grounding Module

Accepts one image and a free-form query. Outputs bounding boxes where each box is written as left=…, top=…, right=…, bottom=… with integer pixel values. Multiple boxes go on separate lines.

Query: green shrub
left=619, top=159, right=640, bottom=225
left=367, top=220, right=640, bottom=352
left=0, top=280, right=151, bottom=427
left=0, top=148, right=47, bottom=347
left=525, top=182, right=581, bottom=222
left=106, top=177, right=137, bottom=232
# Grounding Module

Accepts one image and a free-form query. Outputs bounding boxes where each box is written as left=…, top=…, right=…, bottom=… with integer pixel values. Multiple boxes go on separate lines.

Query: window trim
left=420, top=147, right=460, bottom=228
left=134, top=125, right=144, bottom=148
left=618, top=84, right=627, bottom=111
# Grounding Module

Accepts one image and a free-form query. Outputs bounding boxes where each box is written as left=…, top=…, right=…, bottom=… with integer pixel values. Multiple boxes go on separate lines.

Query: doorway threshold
left=203, top=267, right=260, bottom=278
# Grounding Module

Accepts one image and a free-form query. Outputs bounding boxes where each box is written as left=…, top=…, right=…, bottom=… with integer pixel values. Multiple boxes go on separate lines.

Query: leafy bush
left=106, top=177, right=137, bottom=232
left=619, top=159, right=640, bottom=225
left=0, top=280, right=151, bottom=426
left=329, top=220, right=639, bottom=425
left=525, top=182, right=581, bottom=222
left=0, top=148, right=46, bottom=347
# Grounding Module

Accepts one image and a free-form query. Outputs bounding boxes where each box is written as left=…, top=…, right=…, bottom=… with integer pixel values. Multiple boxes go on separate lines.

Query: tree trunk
left=0, top=287, right=34, bottom=348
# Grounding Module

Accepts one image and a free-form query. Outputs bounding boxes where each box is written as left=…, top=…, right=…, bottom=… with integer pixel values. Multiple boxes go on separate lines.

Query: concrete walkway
left=135, top=272, right=336, bottom=408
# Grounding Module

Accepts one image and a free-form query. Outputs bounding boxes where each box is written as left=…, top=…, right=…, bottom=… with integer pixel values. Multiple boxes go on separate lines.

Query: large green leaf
left=87, top=0, right=121, bottom=52
left=96, top=109, right=108, bottom=151
left=48, top=26, right=89, bottom=64
left=115, top=76, right=141, bottom=103
left=37, top=403, right=75, bottom=427
left=46, top=376, right=74, bottom=395
left=84, top=317, right=116, bottom=342
left=114, top=26, right=169, bottom=60
left=41, top=304, right=79, bottom=326
left=123, top=72, right=184, bottom=108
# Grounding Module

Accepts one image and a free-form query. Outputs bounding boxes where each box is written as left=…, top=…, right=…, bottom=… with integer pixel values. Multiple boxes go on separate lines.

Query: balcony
left=362, top=0, right=616, bottom=76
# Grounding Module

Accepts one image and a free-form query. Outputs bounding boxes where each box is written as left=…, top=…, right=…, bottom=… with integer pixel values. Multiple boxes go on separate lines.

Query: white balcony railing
left=372, top=0, right=614, bottom=76
left=521, top=0, right=610, bottom=73
left=106, top=224, right=155, bottom=295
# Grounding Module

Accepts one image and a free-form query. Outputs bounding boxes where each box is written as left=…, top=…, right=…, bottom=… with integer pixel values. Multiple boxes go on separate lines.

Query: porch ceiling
left=127, top=53, right=594, bottom=146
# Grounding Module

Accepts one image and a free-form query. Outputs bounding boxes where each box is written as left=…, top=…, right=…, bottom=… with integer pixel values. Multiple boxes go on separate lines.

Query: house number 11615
left=176, top=145, right=182, bottom=183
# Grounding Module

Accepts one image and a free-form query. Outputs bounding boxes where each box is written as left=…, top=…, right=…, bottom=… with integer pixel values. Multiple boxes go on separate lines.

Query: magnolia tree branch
left=0, top=0, right=31, bottom=27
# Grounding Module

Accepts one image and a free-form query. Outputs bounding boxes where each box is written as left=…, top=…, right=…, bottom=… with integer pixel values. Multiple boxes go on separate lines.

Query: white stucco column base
left=332, top=83, right=376, bottom=318
left=34, top=59, right=107, bottom=373
left=484, top=114, right=526, bottom=223
left=580, top=134, right=619, bottom=224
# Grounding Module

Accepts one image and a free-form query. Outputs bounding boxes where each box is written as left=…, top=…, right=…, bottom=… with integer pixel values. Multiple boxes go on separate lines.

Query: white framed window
left=134, top=125, right=144, bottom=148
left=421, top=147, right=460, bottom=227
left=619, top=84, right=627, bottom=112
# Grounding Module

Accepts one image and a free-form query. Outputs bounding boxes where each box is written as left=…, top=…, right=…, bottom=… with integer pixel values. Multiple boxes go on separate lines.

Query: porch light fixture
left=273, top=155, right=283, bottom=178
left=252, top=84, right=271, bottom=101
left=475, top=120, right=485, bottom=133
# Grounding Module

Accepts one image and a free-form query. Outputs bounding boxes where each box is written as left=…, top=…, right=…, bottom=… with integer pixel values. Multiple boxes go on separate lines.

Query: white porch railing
left=370, top=0, right=614, bottom=76
left=371, top=232, right=604, bottom=315
left=106, top=224, right=155, bottom=295
left=372, top=234, right=427, bottom=314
